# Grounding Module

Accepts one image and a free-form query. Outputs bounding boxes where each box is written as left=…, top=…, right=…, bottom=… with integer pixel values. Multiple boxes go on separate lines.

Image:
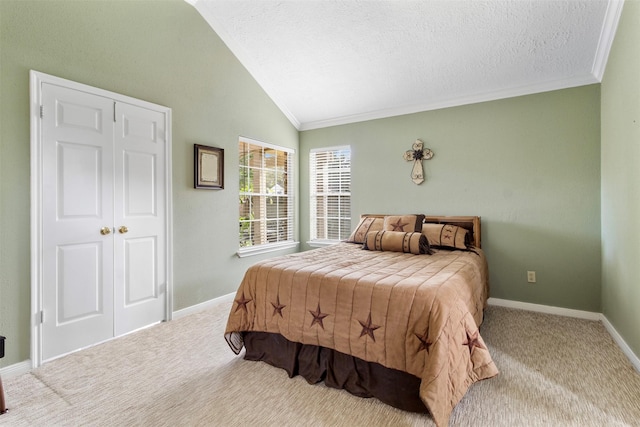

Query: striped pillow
left=363, top=230, right=430, bottom=255
left=346, top=215, right=385, bottom=244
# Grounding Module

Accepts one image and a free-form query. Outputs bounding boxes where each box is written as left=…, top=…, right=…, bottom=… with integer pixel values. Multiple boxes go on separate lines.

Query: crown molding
left=298, top=75, right=599, bottom=131
left=592, top=0, right=625, bottom=81
left=189, top=0, right=620, bottom=133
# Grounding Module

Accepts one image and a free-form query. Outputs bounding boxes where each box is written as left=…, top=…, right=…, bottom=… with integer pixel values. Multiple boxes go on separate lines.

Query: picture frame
left=194, top=144, right=224, bottom=189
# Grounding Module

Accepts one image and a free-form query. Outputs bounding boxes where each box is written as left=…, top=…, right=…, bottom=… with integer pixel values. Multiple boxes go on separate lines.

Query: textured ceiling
left=188, top=0, right=623, bottom=130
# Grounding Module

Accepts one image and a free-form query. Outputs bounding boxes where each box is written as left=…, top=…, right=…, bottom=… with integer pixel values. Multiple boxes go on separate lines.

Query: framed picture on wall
left=194, top=144, right=224, bottom=189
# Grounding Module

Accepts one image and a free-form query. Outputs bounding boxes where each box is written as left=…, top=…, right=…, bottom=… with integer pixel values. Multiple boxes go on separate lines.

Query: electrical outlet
left=527, top=271, right=536, bottom=283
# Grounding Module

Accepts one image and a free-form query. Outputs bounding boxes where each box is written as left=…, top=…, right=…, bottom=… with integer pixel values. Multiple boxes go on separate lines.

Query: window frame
left=237, top=136, right=297, bottom=258
left=308, top=145, right=351, bottom=247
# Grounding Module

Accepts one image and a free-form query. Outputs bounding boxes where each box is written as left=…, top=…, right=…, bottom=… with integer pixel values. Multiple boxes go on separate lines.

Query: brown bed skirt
left=242, top=331, right=429, bottom=414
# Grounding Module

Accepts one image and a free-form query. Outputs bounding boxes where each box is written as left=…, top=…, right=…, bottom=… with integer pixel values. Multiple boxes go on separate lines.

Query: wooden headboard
left=361, top=214, right=482, bottom=248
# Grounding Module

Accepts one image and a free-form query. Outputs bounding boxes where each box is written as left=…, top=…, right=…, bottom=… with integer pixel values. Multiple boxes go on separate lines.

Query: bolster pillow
left=363, top=230, right=431, bottom=255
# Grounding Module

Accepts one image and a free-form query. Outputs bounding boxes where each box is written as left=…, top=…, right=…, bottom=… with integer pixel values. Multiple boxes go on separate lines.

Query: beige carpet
left=1, top=301, right=639, bottom=426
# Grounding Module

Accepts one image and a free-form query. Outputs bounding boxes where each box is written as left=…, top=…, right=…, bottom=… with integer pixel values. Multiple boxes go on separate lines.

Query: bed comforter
left=225, top=243, right=498, bottom=426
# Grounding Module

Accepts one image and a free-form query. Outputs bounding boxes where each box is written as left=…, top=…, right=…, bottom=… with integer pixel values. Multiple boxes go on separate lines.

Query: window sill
left=307, top=239, right=342, bottom=248
left=236, top=241, right=299, bottom=258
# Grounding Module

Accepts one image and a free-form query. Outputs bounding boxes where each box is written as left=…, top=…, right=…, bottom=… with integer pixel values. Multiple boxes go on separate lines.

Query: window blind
left=239, top=137, right=294, bottom=248
left=310, top=146, right=351, bottom=241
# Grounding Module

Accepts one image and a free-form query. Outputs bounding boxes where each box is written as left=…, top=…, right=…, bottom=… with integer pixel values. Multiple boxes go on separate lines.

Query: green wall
left=0, top=0, right=298, bottom=367
left=300, top=86, right=602, bottom=313
left=2, top=0, right=635, bottom=370
left=601, top=1, right=640, bottom=358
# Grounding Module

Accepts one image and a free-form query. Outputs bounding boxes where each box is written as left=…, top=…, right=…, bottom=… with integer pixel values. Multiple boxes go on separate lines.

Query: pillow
left=421, top=223, right=470, bottom=250
left=382, top=214, right=425, bottom=233
left=346, top=215, right=384, bottom=244
left=363, top=230, right=431, bottom=255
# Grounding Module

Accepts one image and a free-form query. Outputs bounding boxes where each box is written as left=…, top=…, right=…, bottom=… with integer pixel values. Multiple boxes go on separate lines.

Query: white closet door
left=36, top=73, right=171, bottom=364
left=41, top=83, right=115, bottom=361
left=113, top=102, right=167, bottom=335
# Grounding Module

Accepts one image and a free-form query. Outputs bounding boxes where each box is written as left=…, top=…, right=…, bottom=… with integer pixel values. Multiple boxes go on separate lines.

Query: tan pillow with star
left=382, top=214, right=425, bottom=233
left=421, top=223, right=470, bottom=250
left=346, top=215, right=385, bottom=244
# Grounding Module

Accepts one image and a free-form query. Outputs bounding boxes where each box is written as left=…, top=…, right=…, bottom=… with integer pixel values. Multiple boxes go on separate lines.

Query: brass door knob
left=100, top=227, right=112, bottom=235
left=118, top=226, right=129, bottom=234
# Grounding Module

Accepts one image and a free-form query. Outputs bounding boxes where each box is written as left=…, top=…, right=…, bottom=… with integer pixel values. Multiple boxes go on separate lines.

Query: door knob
left=100, top=227, right=112, bottom=235
left=118, top=226, right=129, bottom=234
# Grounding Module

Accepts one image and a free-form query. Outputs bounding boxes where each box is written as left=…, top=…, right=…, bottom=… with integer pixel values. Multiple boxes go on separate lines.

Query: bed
left=225, top=215, right=498, bottom=427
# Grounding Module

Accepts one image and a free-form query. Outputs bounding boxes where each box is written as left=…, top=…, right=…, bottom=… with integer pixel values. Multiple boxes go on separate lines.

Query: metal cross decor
left=403, top=139, right=434, bottom=185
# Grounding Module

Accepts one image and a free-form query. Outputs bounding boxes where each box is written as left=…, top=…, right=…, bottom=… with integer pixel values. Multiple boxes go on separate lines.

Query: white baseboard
left=0, top=293, right=237, bottom=377
left=601, top=316, right=640, bottom=374
left=3, top=296, right=638, bottom=378
left=487, top=297, right=602, bottom=321
left=172, top=292, right=235, bottom=319
left=0, top=360, right=32, bottom=379
left=488, top=297, right=640, bottom=373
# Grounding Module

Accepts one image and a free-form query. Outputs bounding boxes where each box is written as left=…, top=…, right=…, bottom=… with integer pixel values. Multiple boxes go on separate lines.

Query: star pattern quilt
left=225, top=242, right=498, bottom=426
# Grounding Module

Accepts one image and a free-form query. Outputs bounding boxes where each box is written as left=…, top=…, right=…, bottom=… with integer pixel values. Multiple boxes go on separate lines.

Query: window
left=309, top=146, right=351, bottom=244
left=238, top=137, right=295, bottom=256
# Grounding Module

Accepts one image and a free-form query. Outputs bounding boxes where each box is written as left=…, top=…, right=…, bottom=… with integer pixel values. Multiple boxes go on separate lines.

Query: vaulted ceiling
left=188, top=0, right=623, bottom=130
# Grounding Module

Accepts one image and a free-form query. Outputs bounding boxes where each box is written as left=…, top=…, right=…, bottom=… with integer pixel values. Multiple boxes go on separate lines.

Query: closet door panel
left=41, top=83, right=115, bottom=362
left=113, top=102, right=167, bottom=335
left=124, top=151, right=156, bottom=216
left=57, top=142, right=103, bottom=218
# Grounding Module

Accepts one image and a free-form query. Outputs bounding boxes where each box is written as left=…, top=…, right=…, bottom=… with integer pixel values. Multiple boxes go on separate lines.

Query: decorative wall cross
left=403, top=139, right=434, bottom=185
